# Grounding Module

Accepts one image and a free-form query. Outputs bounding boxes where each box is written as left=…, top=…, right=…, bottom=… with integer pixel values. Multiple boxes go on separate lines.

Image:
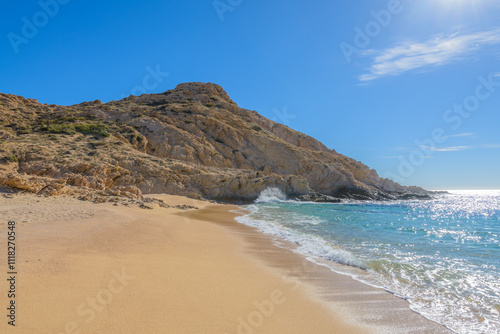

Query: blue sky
left=1, top=0, right=499, bottom=189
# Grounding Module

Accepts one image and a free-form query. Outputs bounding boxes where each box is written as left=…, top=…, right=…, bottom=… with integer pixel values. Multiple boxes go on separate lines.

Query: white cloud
left=420, top=145, right=473, bottom=152
left=393, top=143, right=500, bottom=152
left=483, top=143, right=500, bottom=148
left=392, top=146, right=411, bottom=151
left=382, top=155, right=432, bottom=159
left=360, top=28, right=500, bottom=82
left=447, top=132, right=474, bottom=138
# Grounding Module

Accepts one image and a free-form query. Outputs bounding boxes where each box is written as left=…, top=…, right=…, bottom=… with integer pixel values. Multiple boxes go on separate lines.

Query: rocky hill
left=0, top=82, right=430, bottom=203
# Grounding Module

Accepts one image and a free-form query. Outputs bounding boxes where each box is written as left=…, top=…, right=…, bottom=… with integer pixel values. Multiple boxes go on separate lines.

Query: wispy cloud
left=392, top=144, right=473, bottom=152
left=420, top=145, right=473, bottom=152
left=360, top=28, right=500, bottom=82
left=447, top=132, right=474, bottom=138
left=483, top=143, right=500, bottom=148
left=382, top=155, right=432, bottom=159
left=389, top=142, right=498, bottom=155
left=392, top=146, right=411, bottom=151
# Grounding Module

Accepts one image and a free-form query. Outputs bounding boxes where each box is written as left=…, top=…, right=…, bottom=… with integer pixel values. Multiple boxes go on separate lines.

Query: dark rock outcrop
left=296, top=193, right=342, bottom=203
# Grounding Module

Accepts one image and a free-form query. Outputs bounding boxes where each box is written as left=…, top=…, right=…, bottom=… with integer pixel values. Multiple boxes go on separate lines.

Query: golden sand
left=0, top=194, right=451, bottom=333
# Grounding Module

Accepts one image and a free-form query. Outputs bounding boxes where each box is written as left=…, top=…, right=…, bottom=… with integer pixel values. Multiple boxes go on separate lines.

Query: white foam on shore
left=237, top=203, right=365, bottom=269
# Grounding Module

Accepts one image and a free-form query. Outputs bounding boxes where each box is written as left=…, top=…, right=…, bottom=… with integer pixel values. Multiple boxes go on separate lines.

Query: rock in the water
left=296, top=193, right=342, bottom=203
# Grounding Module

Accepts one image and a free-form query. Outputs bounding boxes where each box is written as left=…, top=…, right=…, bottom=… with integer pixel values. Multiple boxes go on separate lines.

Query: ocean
left=236, top=188, right=500, bottom=334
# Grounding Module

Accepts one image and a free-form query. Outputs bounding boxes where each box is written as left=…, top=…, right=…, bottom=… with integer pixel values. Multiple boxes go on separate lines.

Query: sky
left=1, top=0, right=499, bottom=190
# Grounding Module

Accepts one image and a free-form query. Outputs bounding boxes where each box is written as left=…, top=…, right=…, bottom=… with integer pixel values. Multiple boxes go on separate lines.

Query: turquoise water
left=236, top=189, right=500, bottom=334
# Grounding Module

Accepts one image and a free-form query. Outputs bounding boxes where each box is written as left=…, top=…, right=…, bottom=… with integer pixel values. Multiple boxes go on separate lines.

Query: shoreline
left=187, top=202, right=454, bottom=334
left=0, top=193, right=452, bottom=333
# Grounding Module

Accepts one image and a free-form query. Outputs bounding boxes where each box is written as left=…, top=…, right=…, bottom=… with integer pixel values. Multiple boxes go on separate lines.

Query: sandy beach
left=0, top=194, right=451, bottom=333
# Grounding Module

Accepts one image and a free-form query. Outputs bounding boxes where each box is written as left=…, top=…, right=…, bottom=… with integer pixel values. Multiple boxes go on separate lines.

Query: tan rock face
left=0, top=84, right=428, bottom=202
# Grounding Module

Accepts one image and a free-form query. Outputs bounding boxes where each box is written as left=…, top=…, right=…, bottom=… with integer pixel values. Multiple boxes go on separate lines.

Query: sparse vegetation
left=58, top=116, right=90, bottom=123
left=74, top=123, right=110, bottom=137
left=42, top=123, right=77, bottom=135
left=16, top=125, right=32, bottom=135
left=39, top=121, right=110, bottom=137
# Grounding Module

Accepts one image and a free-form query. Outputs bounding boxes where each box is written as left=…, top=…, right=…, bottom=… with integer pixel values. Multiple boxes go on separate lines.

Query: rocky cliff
left=0, top=82, right=430, bottom=203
